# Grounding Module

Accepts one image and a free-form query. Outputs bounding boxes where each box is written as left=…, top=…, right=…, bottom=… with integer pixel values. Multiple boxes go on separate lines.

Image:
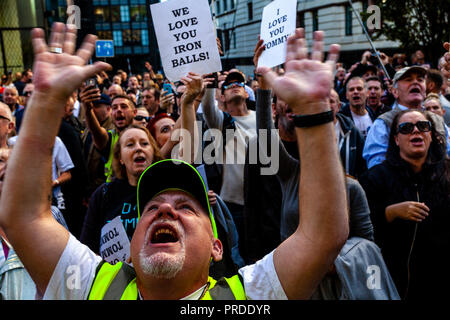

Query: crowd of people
left=0, top=22, right=449, bottom=301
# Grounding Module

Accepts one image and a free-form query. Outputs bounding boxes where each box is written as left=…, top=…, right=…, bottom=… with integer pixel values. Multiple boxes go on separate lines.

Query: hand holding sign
left=257, top=29, right=340, bottom=115
left=151, top=0, right=222, bottom=82
left=258, top=0, right=297, bottom=69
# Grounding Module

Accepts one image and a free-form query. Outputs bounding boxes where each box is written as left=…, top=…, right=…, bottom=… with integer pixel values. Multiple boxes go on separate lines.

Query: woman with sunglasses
left=359, top=109, right=450, bottom=300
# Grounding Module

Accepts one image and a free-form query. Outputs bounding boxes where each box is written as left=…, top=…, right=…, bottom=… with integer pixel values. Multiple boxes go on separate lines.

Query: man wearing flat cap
left=363, top=66, right=450, bottom=169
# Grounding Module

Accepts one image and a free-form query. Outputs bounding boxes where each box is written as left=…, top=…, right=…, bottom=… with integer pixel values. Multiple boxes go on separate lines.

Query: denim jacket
left=0, top=239, right=37, bottom=300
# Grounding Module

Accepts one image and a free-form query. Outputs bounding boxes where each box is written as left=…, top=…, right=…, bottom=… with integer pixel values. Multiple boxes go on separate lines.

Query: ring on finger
left=49, top=46, right=63, bottom=54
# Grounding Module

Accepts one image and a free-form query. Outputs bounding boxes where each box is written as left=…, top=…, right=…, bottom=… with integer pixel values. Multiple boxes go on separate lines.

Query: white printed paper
left=258, top=0, right=297, bottom=69
left=151, top=0, right=222, bottom=82
left=100, top=216, right=131, bottom=265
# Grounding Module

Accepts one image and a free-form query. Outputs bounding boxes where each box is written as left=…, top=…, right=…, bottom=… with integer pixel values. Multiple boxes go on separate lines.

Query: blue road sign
left=96, top=40, right=114, bottom=58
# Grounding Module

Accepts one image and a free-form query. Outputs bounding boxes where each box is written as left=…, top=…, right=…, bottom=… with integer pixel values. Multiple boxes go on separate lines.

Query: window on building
left=224, top=29, right=230, bottom=51
left=223, top=0, right=228, bottom=12
left=296, top=11, right=305, bottom=28
left=97, top=30, right=113, bottom=40
left=120, top=6, right=130, bottom=22
left=216, top=1, right=221, bottom=14
left=123, top=29, right=132, bottom=46
left=232, top=30, right=236, bottom=49
left=130, top=5, right=147, bottom=22
left=345, top=4, right=353, bottom=35
left=312, top=9, right=319, bottom=32
left=111, top=6, right=121, bottom=22
left=248, top=1, right=253, bottom=21
left=230, top=0, right=235, bottom=9
left=141, top=29, right=149, bottom=46
left=113, top=30, right=123, bottom=46
left=94, top=6, right=110, bottom=23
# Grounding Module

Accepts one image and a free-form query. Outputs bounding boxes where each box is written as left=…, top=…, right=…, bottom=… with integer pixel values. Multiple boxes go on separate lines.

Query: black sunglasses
left=135, top=115, right=150, bottom=122
left=397, top=121, right=431, bottom=135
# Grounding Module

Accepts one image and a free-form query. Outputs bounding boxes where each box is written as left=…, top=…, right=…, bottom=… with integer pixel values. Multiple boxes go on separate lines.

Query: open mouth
left=409, top=87, right=421, bottom=94
left=150, top=225, right=179, bottom=244
left=410, top=136, right=424, bottom=145
left=134, top=155, right=147, bottom=164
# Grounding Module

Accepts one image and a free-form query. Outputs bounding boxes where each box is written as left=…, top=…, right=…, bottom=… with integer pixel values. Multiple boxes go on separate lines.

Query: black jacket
left=359, top=160, right=450, bottom=300
left=336, top=113, right=367, bottom=178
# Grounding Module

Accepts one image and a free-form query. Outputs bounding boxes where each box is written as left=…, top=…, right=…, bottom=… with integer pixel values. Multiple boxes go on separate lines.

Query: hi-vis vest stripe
left=87, top=261, right=246, bottom=300
left=104, top=129, right=119, bottom=183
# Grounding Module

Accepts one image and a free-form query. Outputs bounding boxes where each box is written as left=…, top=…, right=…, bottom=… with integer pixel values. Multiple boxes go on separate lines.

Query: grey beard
left=139, top=249, right=185, bottom=279
left=138, top=220, right=186, bottom=279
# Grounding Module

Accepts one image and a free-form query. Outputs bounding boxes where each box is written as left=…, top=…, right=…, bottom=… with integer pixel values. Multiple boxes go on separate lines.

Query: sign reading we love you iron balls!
left=151, top=0, right=222, bottom=82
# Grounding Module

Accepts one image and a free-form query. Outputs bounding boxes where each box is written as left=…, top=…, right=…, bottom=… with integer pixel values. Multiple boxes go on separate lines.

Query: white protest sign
left=100, top=216, right=131, bottom=265
left=258, top=0, right=297, bottom=69
left=150, top=0, right=222, bottom=82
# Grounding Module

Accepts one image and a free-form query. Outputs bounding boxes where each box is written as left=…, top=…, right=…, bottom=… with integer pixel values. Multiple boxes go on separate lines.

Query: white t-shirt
left=220, top=110, right=257, bottom=205
left=8, top=136, right=74, bottom=181
left=350, top=111, right=373, bottom=138
left=43, top=234, right=287, bottom=300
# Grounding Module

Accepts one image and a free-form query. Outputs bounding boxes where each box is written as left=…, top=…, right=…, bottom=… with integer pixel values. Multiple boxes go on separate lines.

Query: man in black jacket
left=339, top=76, right=376, bottom=139
left=331, top=90, right=367, bottom=178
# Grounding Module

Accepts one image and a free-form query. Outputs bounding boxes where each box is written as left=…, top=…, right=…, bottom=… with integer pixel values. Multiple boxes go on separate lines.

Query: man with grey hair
left=363, top=66, right=450, bottom=168
left=0, top=103, right=14, bottom=148
left=2, top=86, right=22, bottom=115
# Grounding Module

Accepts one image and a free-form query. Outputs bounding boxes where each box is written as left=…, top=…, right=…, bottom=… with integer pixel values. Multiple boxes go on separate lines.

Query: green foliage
left=366, top=0, right=450, bottom=65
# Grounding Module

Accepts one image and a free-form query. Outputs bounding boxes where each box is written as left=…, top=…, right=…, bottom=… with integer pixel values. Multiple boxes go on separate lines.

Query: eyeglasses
left=0, top=115, right=10, bottom=122
left=397, top=121, right=431, bottom=135
left=135, top=115, right=150, bottom=122
left=223, top=82, right=245, bottom=90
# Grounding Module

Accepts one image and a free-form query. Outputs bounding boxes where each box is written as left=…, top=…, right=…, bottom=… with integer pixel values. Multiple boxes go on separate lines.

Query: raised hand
left=256, top=29, right=340, bottom=115
left=160, top=89, right=175, bottom=111
left=79, top=85, right=101, bottom=111
left=180, top=72, right=204, bottom=104
left=253, top=37, right=270, bottom=90
left=442, top=42, right=450, bottom=79
left=31, top=22, right=111, bottom=102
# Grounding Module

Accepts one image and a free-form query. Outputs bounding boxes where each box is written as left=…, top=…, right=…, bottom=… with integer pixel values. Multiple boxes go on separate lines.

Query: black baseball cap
left=93, top=93, right=111, bottom=106
left=137, top=159, right=218, bottom=238
left=221, top=71, right=246, bottom=94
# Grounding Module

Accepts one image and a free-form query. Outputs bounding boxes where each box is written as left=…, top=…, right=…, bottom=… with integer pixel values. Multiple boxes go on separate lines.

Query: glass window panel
left=111, top=6, right=121, bottom=22
left=121, top=5, right=130, bottom=22
left=130, top=5, right=147, bottom=22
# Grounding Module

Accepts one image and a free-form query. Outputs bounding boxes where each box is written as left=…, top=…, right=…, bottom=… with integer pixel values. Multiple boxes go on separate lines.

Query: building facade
left=0, top=0, right=46, bottom=75
left=212, top=0, right=400, bottom=78
left=91, top=0, right=161, bottom=74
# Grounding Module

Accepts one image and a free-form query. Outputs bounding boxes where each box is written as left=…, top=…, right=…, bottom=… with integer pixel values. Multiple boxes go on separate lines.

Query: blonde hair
left=112, top=125, right=163, bottom=180
left=424, top=93, right=441, bottom=107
